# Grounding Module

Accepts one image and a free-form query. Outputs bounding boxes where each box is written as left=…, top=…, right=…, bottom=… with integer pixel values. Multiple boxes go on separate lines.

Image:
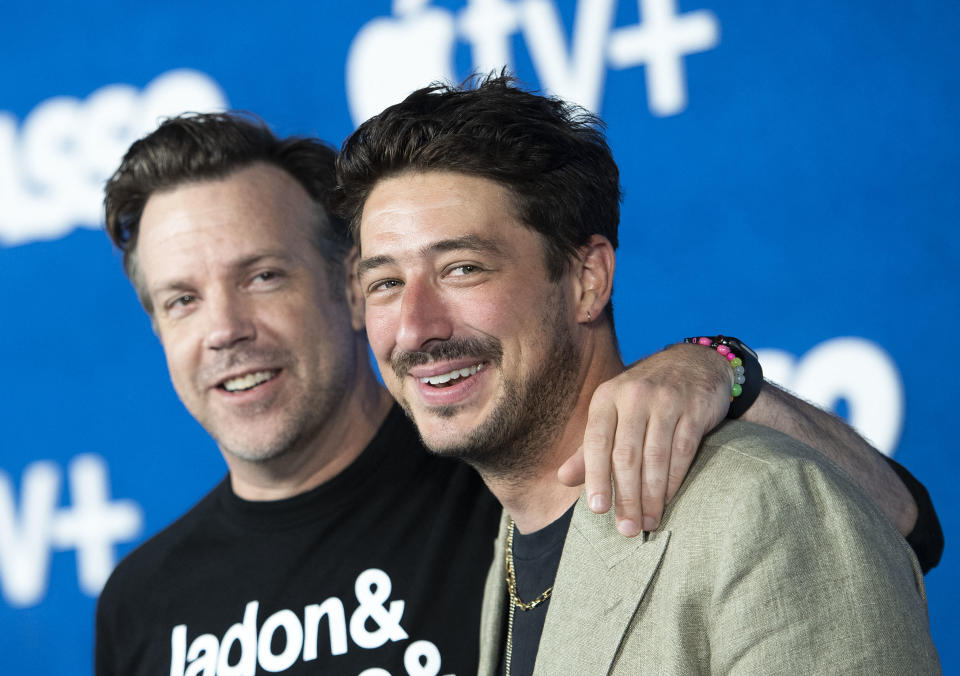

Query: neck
left=226, top=335, right=394, bottom=501
left=482, top=330, right=624, bottom=534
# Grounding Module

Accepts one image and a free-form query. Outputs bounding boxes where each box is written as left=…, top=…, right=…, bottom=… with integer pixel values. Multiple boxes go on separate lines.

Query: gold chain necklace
left=504, top=518, right=553, bottom=676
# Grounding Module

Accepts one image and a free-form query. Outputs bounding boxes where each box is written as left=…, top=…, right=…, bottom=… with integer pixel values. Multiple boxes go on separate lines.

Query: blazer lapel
left=534, top=495, right=670, bottom=675
left=477, top=510, right=510, bottom=676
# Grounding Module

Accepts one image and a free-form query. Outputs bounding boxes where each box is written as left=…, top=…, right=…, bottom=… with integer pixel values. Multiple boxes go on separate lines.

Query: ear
left=343, top=246, right=366, bottom=331
left=573, top=234, right=615, bottom=324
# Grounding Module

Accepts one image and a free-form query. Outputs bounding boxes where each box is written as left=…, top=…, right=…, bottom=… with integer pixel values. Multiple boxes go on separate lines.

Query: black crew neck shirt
left=96, top=405, right=501, bottom=675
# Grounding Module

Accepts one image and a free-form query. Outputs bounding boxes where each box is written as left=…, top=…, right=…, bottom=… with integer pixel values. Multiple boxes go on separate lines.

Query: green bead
left=731, top=383, right=743, bottom=397
left=730, top=357, right=743, bottom=368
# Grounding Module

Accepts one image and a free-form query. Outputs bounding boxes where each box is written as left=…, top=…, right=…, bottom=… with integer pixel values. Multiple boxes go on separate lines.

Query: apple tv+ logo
left=346, top=0, right=721, bottom=126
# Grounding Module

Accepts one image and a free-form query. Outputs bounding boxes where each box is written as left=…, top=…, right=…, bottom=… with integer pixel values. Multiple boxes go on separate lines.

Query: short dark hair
left=334, top=74, right=621, bottom=320
left=104, top=111, right=348, bottom=314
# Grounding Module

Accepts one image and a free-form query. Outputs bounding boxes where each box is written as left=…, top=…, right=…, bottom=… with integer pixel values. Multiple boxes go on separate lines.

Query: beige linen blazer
left=478, top=421, right=940, bottom=675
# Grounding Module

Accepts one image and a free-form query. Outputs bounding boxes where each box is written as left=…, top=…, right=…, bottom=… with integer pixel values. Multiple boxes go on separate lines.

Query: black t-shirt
left=95, top=405, right=501, bottom=676
left=497, top=506, right=574, bottom=676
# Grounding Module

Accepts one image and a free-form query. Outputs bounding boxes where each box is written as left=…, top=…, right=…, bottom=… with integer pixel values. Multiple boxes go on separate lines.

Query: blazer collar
left=533, top=493, right=671, bottom=675
left=478, top=510, right=511, bottom=676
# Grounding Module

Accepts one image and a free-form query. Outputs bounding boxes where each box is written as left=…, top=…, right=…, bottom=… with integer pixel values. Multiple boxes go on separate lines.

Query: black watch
left=717, top=336, right=763, bottom=418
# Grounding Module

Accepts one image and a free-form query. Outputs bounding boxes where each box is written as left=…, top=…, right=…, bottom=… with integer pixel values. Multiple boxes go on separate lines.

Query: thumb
left=557, top=446, right=586, bottom=486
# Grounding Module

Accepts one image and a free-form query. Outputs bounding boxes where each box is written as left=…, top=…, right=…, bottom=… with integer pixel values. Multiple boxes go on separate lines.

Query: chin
left=221, top=440, right=288, bottom=464
left=416, top=403, right=484, bottom=435
left=421, top=435, right=484, bottom=461
left=212, top=423, right=296, bottom=464
left=413, top=421, right=463, bottom=453
left=414, top=415, right=501, bottom=466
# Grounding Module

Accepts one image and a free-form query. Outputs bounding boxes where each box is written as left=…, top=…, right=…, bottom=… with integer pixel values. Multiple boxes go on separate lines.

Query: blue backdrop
left=1, top=1, right=956, bottom=673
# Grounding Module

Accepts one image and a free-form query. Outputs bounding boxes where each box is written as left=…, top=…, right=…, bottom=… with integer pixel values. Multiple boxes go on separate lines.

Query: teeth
left=420, top=363, right=483, bottom=386
left=223, top=370, right=275, bottom=392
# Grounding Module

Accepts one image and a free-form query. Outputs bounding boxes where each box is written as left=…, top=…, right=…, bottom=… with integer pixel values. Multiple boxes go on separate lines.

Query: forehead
left=136, top=163, right=320, bottom=280
left=359, top=171, right=531, bottom=257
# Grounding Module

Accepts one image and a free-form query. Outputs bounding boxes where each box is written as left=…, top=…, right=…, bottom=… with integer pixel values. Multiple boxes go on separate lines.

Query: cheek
left=161, top=335, right=197, bottom=398
left=262, top=292, right=333, bottom=340
left=484, top=287, right=568, bottom=359
left=458, top=290, right=528, bottom=337
left=364, top=305, right=399, bottom=359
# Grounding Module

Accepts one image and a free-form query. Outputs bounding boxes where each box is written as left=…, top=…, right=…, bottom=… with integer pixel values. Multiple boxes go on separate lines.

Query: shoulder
left=663, top=424, right=937, bottom=671
left=98, top=479, right=223, bottom=609
left=95, top=479, right=225, bottom=667
left=566, top=422, right=937, bottom=674
left=684, top=419, right=879, bottom=513
left=663, top=420, right=922, bottom=585
left=700, top=419, right=842, bottom=477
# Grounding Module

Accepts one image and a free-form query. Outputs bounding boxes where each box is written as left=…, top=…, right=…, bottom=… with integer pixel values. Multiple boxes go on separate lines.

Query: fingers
left=610, top=429, right=645, bottom=536
left=627, top=411, right=676, bottom=533
left=579, top=345, right=734, bottom=538
left=667, top=416, right=702, bottom=502
left=605, top=385, right=655, bottom=535
left=581, top=383, right=618, bottom=514
left=557, top=447, right=586, bottom=486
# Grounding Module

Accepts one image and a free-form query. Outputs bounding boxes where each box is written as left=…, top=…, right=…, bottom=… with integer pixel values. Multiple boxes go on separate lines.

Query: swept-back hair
left=104, top=111, right=348, bottom=313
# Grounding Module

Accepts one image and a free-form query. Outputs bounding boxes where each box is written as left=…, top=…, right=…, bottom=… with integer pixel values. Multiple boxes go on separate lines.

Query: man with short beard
left=99, top=114, right=800, bottom=675
left=341, top=77, right=941, bottom=674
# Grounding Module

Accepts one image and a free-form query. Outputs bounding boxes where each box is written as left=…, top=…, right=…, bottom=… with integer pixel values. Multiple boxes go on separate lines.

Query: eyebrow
left=357, top=235, right=506, bottom=278
left=150, top=251, right=296, bottom=296
left=233, top=251, right=296, bottom=270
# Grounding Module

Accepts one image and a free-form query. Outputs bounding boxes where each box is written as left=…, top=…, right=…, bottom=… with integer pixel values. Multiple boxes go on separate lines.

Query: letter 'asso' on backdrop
left=0, top=1, right=956, bottom=673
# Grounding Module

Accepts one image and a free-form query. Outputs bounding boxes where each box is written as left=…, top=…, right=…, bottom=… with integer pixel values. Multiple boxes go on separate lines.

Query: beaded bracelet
left=683, top=335, right=763, bottom=418
left=684, top=336, right=746, bottom=400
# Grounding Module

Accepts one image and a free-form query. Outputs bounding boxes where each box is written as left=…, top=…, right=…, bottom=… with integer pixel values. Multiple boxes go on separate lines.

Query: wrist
left=682, top=335, right=764, bottom=419
left=668, top=341, right=733, bottom=389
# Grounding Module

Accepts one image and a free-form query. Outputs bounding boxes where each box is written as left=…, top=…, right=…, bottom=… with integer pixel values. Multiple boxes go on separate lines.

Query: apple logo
left=346, top=0, right=458, bottom=127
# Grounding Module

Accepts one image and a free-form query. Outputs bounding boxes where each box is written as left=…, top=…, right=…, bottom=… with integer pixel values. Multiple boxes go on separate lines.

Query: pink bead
left=716, top=345, right=731, bottom=356
left=726, top=352, right=736, bottom=361
left=698, top=337, right=712, bottom=346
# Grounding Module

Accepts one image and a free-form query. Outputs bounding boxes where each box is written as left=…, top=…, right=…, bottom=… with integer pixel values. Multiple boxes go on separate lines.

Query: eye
left=247, top=269, right=287, bottom=291
left=448, top=264, right=481, bottom=277
left=368, top=279, right=403, bottom=294
left=170, top=294, right=196, bottom=308
left=163, top=294, right=197, bottom=318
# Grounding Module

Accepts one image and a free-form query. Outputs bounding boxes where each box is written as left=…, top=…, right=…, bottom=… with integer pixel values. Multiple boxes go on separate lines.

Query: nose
left=203, top=290, right=256, bottom=351
left=395, top=276, right=453, bottom=353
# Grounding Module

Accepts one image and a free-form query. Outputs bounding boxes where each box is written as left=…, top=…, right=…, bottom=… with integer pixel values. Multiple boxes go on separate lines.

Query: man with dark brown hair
left=341, top=77, right=940, bottom=674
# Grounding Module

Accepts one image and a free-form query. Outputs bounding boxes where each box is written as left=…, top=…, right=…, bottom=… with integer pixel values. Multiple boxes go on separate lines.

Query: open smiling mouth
left=419, top=363, right=484, bottom=388
left=219, top=370, right=280, bottom=393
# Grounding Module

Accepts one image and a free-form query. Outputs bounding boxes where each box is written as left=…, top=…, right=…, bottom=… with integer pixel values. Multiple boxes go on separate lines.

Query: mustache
left=391, top=337, right=503, bottom=378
